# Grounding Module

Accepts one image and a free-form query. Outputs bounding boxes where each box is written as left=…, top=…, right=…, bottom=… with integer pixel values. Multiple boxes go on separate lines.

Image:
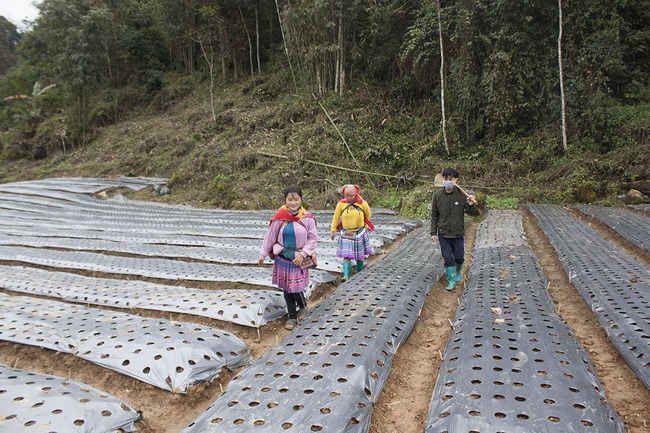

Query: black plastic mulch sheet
left=530, top=204, right=650, bottom=390
left=0, top=180, right=422, bottom=273
left=627, top=204, right=650, bottom=213
left=426, top=210, right=624, bottom=433
left=0, top=362, right=141, bottom=432
left=0, top=265, right=288, bottom=328
left=181, top=227, right=442, bottom=433
left=574, top=204, right=649, bottom=251
left=0, top=176, right=165, bottom=195
left=0, top=293, right=252, bottom=393
left=0, top=245, right=335, bottom=292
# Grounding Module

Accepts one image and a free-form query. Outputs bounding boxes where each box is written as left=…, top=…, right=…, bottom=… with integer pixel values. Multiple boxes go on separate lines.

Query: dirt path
left=370, top=210, right=650, bottom=433
left=0, top=210, right=648, bottom=432
left=369, top=221, right=477, bottom=433
left=523, top=208, right=649, bottom=432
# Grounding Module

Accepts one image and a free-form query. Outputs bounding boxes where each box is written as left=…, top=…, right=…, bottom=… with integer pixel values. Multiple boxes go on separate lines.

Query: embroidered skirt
left=336, top=227, right=373, bottom=261
left=272, top=255, right=309, bottom=293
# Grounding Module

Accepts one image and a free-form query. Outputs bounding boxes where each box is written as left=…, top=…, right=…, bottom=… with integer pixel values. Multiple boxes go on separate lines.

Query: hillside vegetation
left=1, top=72, right=647, bottom=216
left=1, top=0, right=648, bottom=215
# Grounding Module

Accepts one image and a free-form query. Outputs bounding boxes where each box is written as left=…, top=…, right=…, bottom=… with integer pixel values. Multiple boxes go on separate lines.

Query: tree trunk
left=337, top=7, right=345, bottom=96
left=183, top=0, right=194, bottom=74
left=274, top=0, right=297, bottom=92
left=255, top=3, right=261, bottom=74
left=238, top=3, right=254, bottom=78
left=218, top=19, right=227, bottom=83
left=558, top=0, right=568, bottom=152
left=198, top=37, right=216, bottom=122
left=436, top=0, right=449, bottom=155
left=232, top=47, right=239, bottom=80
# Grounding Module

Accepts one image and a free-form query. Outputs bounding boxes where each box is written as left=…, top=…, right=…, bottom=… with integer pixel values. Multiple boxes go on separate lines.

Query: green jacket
left=429, top=187, right=478, bottom=238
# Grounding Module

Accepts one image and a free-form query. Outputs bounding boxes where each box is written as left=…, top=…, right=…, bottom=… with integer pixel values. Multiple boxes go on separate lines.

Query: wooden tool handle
left=456, top=184, right=470, bottom=198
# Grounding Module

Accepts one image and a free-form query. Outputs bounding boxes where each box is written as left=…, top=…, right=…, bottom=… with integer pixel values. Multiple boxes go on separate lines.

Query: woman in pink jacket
left=258, top=186, right=318, bottom=330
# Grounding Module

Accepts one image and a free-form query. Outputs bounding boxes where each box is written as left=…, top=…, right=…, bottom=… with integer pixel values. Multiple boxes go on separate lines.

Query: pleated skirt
left=272, top=255, right=309, bottom=293
left=336, top=227, right=373, bottom=261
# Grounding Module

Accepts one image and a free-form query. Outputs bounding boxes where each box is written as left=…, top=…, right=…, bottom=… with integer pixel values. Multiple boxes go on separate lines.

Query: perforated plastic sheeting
left=0, top=192, right=417, bottom=242
left=0, top=231, right=260, bottom=262
left=0, top=176, right=165, bottom=194
left=472, top=210, right=529, bottom=249
left=529, top=204, right=650, bottom=389
left=0, top=190, right=151, bottom=213
left=575, top=204, right=649, bottom=251
left=181, top=227, right=442, bottom=433
left=0, top=293, right=252, bottom=393
left=0, top=220, right=378, bottom=273
left=0, top=265, right=287, bottom=328
left=0, top=179, right=418, bottom=251
left=0, top=203, right=405, bottom=271
left=0, top=362, right=140, bottom=433
left=0, top=185, right=111, bottom=202
left=0, top=220, right=271, bottom=247
left=0, top=183, right=408, bottom=225
left=0, top=209, right=275, bottom=239
left=0, top=231, right=344, bottom=273
left=627, top=204, right=650, bottom=213
left=0, top=202, right=415, bottom=235
left=0, top=245, right=335, bottom=293
left=426, top=210, right=624, bottom=433
left=0, top=209, right=388, bottom=252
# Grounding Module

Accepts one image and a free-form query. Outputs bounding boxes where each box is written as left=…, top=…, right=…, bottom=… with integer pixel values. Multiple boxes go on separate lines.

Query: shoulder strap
left=344, top=202, right=363, bottom=213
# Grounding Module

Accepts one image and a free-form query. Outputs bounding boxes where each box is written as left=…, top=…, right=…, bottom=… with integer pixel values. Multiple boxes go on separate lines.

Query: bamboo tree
left=238, top=2, right=254, bottom=78
left=335, top=3, right=344, bottom=95
left=436, top=0, right=449, bottom=155
left=558, top=0, right=568, bottom=152
left=274, top=0, right=297, bottom=92
left=255, top=2, right=261, bottom=74
left=197, top=36, right=216, bottom=121
left=27, top=0, right=113, bottom=146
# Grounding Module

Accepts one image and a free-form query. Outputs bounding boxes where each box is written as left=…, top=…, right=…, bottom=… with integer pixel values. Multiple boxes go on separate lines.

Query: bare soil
left=0, top=210, right=649, bottom=433
left=370, top=209, right=650, bottom=433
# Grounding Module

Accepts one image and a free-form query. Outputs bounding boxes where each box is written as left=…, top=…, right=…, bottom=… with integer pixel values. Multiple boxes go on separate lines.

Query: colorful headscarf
left=340, top=184, right=363, bottom=204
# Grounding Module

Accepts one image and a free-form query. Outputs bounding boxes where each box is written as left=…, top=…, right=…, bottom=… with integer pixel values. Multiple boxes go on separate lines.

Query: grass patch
left=373, top=188, right=404, bottom=210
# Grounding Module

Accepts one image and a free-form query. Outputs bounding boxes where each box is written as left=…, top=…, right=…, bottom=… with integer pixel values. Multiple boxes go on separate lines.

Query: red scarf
left=270, top=205, right=310, bottom=223
left=339, top=195, right=364, bottom=204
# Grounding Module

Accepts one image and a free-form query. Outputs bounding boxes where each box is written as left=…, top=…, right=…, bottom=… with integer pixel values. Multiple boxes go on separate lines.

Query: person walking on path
left=330, top=184, right=374, bottom=282
left=259, top=186, right=318, bottom=330
left=430, top=168, right=478, bottom=290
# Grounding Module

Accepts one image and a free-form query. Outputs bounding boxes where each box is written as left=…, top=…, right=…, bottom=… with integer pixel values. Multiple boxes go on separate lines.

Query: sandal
left=285, top=318, right=297, bottom=330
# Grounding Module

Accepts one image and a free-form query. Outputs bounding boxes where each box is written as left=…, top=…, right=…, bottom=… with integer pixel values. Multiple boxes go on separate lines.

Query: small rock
left=624, top=189, right=649, bottom=204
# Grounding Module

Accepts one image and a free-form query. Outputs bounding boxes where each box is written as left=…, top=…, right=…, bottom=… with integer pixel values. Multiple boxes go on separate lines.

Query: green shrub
left=373, top=188, right=404, bottom=209
left=400, top=187, right=433, bottom=218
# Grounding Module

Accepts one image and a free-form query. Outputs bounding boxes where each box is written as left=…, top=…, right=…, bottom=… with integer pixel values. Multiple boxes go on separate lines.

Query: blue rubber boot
left=455, top=263, right=463, bottom=282
left=356, top=260, right=364, bottom=273
left=445, top=266, right=456, bottom=291
left=342, top=261, right=351, bottom=282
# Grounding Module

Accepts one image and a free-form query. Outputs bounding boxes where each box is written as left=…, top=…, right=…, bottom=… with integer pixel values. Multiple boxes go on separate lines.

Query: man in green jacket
left=430, top=167, right=479, bottom=290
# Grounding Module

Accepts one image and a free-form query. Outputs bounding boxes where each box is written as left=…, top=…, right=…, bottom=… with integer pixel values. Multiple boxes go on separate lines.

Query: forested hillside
left=0, top=0, right=648, bottom=210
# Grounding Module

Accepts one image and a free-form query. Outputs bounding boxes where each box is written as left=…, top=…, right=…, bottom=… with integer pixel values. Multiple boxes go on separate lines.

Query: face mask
left=443, top=181, right=455, bottom=189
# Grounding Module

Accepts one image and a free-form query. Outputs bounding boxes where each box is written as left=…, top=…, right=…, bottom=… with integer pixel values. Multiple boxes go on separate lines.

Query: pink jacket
left=259, top=217, right=318, bottom=261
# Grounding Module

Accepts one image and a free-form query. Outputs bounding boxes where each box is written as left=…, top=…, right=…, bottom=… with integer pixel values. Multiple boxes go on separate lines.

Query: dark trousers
left=439, top=236, right=465, bottom=267
left=284, top=291, right=307, bottom=319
